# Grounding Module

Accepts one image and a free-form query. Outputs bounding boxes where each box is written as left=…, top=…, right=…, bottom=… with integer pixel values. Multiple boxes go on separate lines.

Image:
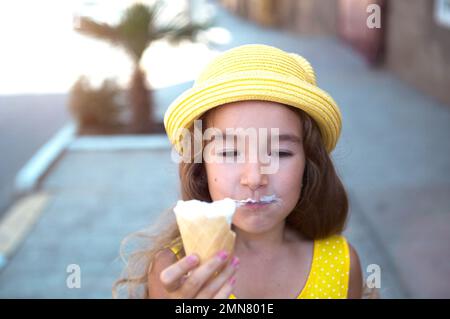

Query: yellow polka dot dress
left=169, top=234, right=350, bottom=299
left=294, top=235, right=350, bottom=299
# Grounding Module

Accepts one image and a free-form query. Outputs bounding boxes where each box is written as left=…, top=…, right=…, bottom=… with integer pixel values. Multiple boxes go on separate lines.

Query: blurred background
left=0, top=0, right=449, bottom=298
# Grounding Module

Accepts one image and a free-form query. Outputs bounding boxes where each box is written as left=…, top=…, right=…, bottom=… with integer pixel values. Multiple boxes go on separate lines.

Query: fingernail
left=187, top=255, right=198, bottom=265
left=231, top=256, right=240, bottom=268
left=217, top=251, right=228, bottom=261
left=229, top=276, right=236, bottom=285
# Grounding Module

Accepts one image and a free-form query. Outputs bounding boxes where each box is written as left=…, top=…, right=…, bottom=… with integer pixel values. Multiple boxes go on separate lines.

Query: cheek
left=275, top=158, right=305, bottom=203
left=282, top=162, right=304, bottom=188
left=205, top=163, right=238, bottom=200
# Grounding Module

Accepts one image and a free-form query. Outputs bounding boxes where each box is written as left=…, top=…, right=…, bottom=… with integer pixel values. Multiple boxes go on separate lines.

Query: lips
left=234, top=195, right=280, bottom=211
left=235, top=194, right=279, bottom=207
left=241, top=201, right=274, bottom=211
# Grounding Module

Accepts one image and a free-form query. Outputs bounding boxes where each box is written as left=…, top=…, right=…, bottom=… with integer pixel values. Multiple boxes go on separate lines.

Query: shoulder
left=153, top=248, right=178, bottom=268
left=314, top=235, right=363, bottom=298
left=150, top=248, right=178, bottom=277
left=314, top=234, right=347, bottom=251
left=347, top=242, right=363, bottom=299
left=147, top=248, right=178, bottom=298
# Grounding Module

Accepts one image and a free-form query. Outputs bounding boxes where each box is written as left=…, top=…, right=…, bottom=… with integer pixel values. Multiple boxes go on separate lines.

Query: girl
left=114, top=44, right=364, bottom=299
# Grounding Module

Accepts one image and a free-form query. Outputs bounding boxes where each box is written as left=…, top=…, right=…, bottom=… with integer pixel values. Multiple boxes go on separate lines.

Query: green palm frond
left=155, top=16, right=214, bottom=44
left=75, top=1, right=214, bottom=63
left=75, top=16, right=120, bottom=45
left=117, top=3, right=155, bottom=62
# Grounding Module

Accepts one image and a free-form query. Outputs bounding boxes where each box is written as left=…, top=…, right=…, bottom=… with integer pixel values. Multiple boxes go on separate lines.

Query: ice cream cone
left=174, top=198, right=237, bottom=263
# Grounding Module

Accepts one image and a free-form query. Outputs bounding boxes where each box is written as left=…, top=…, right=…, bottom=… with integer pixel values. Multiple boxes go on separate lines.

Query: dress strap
left=167, top=239, right=184, bottom=260
left=299, top=235, right=350, bottom=299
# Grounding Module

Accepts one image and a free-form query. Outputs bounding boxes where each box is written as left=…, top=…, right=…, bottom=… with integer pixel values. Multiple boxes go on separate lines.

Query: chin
left=232, top=216, right=277, bottom=234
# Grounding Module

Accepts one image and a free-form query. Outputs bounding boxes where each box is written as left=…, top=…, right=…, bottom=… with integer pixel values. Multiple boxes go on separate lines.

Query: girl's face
left=204, top=100, right=305, bottom=234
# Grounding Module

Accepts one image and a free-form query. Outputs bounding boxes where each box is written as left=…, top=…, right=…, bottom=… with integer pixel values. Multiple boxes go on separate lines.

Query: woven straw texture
left=164, top=44, right=342, bottom=154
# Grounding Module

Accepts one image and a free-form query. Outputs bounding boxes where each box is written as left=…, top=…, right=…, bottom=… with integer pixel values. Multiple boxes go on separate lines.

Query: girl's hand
left=159, top=251, right=239, bottom=299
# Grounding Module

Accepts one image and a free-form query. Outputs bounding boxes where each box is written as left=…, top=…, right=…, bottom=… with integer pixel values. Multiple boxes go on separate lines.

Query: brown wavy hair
left=112, top=104, right=349, bottom=298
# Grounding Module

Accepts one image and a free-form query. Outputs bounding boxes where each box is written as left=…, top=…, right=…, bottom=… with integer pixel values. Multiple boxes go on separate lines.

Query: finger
left=179, top=271, right=193, bottom=288
left=213, top=276, right=236, bottom=299
left=196, top=256, right=239, bottom=299
left=160, top=254, right=199, bottom=292
left=180, top=251, right=230, bottom=298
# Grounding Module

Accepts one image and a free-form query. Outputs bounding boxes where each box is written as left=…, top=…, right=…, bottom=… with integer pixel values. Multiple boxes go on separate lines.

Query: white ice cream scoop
left=174, top=197, right=236, bottom=224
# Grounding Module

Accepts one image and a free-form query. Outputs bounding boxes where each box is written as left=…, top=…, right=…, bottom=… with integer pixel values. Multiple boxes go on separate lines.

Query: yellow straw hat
left=164, top=44, right=342, bottom=154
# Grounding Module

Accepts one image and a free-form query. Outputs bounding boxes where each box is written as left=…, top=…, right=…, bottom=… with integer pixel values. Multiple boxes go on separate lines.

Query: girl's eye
left=216, top=150, right=292, bottom=158
left=269, top=151, right=293, bottom=158
left=218, top=150, right=240, bottom=157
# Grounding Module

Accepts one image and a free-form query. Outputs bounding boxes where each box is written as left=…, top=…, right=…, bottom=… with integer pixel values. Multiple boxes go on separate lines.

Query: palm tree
left=75, top=1, right=213, bottom=133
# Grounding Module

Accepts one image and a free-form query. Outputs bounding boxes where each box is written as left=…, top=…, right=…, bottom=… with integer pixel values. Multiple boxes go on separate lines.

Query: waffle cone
left=176, top=214, right=236, bottom=264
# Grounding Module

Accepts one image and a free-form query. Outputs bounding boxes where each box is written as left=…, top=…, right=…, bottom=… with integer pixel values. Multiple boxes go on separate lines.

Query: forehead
left=204, top=100, right=302, bottom=134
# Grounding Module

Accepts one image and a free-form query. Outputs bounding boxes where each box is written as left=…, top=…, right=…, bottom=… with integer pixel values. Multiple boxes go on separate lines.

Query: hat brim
left=164, top=70, right=342, bottom=153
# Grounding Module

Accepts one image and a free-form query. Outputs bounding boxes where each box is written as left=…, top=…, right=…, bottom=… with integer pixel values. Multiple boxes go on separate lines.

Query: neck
left=234, top=221, right=288, bottom=255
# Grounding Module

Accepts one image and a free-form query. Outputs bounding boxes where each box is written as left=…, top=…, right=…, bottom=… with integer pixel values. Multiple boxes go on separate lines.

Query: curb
left=4, top=126, right=171, bottom=272
left=14, top=123, right=171, bottom=196
left=14, top=123, right=76, bottom=194
left=68, top=134, right=171, bottom=151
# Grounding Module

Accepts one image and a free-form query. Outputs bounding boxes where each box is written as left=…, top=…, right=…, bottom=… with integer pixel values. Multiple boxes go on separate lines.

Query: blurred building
left=219, top=0, right=450, bottom=106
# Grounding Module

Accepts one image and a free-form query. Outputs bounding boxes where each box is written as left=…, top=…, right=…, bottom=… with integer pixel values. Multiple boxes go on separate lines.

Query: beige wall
left=278, top=0, right=338, bottom=35
left=219, top=0, right=450, bottom=105
left=385, top=0, right=450, bottom=105
left=220, top=0, right=337, bottom=35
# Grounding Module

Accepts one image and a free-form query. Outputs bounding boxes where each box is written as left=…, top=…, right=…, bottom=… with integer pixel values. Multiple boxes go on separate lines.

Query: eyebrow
left=277, top=134, right=302, bottom=144
left=215, top=132, right=302, bottom=144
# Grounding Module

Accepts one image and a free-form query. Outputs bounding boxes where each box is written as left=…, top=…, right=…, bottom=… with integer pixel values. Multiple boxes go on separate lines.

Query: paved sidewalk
left=0, top=147, right=179, bottom=298
left=0, top=2, right=449, bottom=298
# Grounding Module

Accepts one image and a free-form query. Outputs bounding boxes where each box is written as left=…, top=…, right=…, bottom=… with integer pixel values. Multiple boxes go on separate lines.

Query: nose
left=240, top=161, right=268, bottom=191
